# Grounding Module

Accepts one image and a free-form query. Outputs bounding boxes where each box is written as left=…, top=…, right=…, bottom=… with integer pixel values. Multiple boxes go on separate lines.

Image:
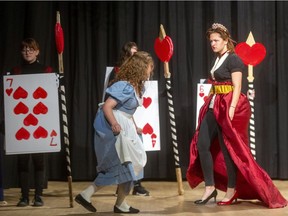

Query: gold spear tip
left=56, top=11, right=61, bottom=23
left=246, top=31, right=256, bottom=46
left=159, top=24, right=166, bottom=40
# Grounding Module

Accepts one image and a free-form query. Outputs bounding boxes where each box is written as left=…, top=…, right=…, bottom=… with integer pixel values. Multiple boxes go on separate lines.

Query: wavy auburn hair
left=112, top=51, right=154, bottom=98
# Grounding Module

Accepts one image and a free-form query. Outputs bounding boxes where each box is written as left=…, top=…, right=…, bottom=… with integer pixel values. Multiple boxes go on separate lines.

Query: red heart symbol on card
left=33, top=87, right=48, bottom=99
left=33, top=102, right=48, bottom=115
left=14, top=102, right=29, bottom=115
left=199, top=93, right=204, bottom=97
left=13, top=86, right=28, bottom=99
left=151, top=133, right=157, bottom=139
left=235, top=42, right=266, bottom=66
left=15, top=127, right=30, bottom=140
left=142, top=123, right=154, bottom=135
left=143, top=97, right=152, bottom=108
left=6, top=88, right=13, bottom=96
left=152, top=139, right=156, bottom=148
left=33, top=126, right=48, bottom=139
left=154, top=36, right=174, bottom=62
left=50, top=130, right=57, bottom=137
left=23, top=113, right=38, bottom=126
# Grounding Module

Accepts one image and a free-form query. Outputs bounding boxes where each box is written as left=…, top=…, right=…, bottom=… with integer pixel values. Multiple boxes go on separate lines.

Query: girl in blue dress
left=75, top=51, right=154, bottom=214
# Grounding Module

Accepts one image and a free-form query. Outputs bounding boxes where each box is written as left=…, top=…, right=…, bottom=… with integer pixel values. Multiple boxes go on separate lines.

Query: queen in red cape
left=186, top=23, right=287, bottom=208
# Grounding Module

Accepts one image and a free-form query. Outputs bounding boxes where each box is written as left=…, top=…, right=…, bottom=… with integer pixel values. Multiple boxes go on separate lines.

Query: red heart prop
left=33, top=126, right=48, bottom=139
left=14, top=102, right=29, bottom=115
left=13, top=86, right=28, bottom=99
left=50, top=130, right=57, bottom=137
left=143, top=97, right=152, bottom=108
left=235, top=42, right=266, bottom=66
left=33, top=102, right=48, bottom=115
left=154, top=36, right=174, bottom=62
left=6, top=88, right=13, bottom=96
left=33, top=87, right=48, bottom=99
left=24, top=113, right=38, bottom=126
left=142, top=123, right=154, bottom=135
left=15, top=127, right=30, bottom=140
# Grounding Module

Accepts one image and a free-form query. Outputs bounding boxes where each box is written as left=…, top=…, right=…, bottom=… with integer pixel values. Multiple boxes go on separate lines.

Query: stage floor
left=0, top=180, right=287, bottom=215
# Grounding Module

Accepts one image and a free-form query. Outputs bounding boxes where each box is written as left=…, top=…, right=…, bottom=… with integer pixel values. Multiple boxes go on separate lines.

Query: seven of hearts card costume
left=93, top=81, right=146, bottom=186
left=186, top=52, right=287, bottom=208
left=10, top=61, right=52, bottom=201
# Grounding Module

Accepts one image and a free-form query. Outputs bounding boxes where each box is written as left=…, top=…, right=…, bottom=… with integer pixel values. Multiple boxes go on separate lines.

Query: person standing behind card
left=108, top=42, right=150, bottom=197
left=8, top=38, right=53, bottom=207
left=75, top=51, right=154, bottom=214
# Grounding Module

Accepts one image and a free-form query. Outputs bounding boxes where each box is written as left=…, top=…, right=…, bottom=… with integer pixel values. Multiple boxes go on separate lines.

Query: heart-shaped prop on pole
left=154, top=36, right=174, bottom=62
left=154, top=24, right=184, bottom=195
left=235, top=42, right=266, bottom=66
left=235, top=32, right=266, bottom=160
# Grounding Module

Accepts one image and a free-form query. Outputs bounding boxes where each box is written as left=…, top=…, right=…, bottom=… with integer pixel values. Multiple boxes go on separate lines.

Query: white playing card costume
left=3, top=73, right=61, bottom=154
left=196, top=81, right=212, bottom=128
left=104, top=67, right=161, bottom=151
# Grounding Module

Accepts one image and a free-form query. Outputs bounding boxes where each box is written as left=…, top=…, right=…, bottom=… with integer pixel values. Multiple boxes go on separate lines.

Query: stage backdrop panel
left=3, top=73, right=61, bottom=155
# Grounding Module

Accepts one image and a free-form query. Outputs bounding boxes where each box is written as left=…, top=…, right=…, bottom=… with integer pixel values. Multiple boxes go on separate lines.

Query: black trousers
left=197, top=109, right=237, bottom=188
left=18, top=153, right=45, bottom=198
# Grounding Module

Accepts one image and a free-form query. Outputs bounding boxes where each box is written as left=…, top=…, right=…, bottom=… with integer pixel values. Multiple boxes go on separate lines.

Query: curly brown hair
left=112, top=51, right=154, bottom=98
left=206, top=23, right=236, bottom=53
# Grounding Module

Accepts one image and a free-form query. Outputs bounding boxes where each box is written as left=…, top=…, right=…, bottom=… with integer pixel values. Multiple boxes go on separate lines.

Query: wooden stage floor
left=0, top=180, right=287, bottom=215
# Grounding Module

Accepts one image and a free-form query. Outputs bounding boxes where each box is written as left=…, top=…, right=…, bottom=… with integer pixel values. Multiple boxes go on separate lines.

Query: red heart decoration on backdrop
left=6, top=88, right=13, bottom=96
left=23, top=113, right=38, bottom=126
left=33, top=102, right=48, bottom=115
left=33, top=87, right=48, bottom=99
left=15, top=127, right=30, bottom=140
left=13, top=86, right=28, bottom=99
left=142, top=123, right=154, bottom=135
left=33, top=126, right=48, bottom=139
left=154, top=36, right=174, bottom=62
left=143, top=97, right=152, bottom=108
left=235, top=42, right=266, bottom=66
left=14, top=102, right=29, bottom=115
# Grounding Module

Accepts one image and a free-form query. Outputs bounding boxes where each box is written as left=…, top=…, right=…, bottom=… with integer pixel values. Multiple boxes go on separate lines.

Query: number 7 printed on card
left=3, top=73, right=61, bottom=155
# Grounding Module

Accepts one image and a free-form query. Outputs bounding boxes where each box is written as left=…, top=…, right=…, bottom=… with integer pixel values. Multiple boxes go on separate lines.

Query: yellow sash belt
left=210, top=85, right=234, bottom=94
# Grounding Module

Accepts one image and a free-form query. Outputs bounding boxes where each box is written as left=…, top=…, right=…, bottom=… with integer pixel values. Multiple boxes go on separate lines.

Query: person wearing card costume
left=75, top=51, right=153, bottom=214
left=9, top=38, right=52, bottom=207
left=186, top=23, right=287, bottom=208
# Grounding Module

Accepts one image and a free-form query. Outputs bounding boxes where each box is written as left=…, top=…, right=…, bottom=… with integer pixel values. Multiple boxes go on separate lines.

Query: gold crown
left=211, top=23, right=227, bottom=32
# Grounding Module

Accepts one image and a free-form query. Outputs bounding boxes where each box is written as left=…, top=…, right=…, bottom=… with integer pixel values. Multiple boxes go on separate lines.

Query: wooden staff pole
left=56, top=11, right=74, bottom=207
left=159, top=24, right=184, bottom=195
left=246, top=32, right=256, bottom=159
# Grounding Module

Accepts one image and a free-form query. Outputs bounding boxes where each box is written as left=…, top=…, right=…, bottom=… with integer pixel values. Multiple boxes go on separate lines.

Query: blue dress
left=93, top=81, right=144, bottom=186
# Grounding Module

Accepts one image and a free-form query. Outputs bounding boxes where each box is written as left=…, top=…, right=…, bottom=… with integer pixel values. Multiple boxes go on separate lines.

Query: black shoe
left=17, top=197, right=29, bottom=207
left=75, top=194, right=97, bottom=212
left=114, top=205, right=140, bottom=214
left=194, top=189, right=218, bottom=205
left=32, top=195, right=44, bottom=207
left=132, top=182, right=149, bottom=196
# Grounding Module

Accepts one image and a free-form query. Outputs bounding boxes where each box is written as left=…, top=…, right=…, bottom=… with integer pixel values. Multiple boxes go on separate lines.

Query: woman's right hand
left=111, top=122, right=121, bottom=134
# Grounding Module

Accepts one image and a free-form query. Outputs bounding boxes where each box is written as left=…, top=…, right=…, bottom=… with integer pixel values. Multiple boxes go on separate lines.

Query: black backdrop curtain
left=0, top=1, right=288, bottom=188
